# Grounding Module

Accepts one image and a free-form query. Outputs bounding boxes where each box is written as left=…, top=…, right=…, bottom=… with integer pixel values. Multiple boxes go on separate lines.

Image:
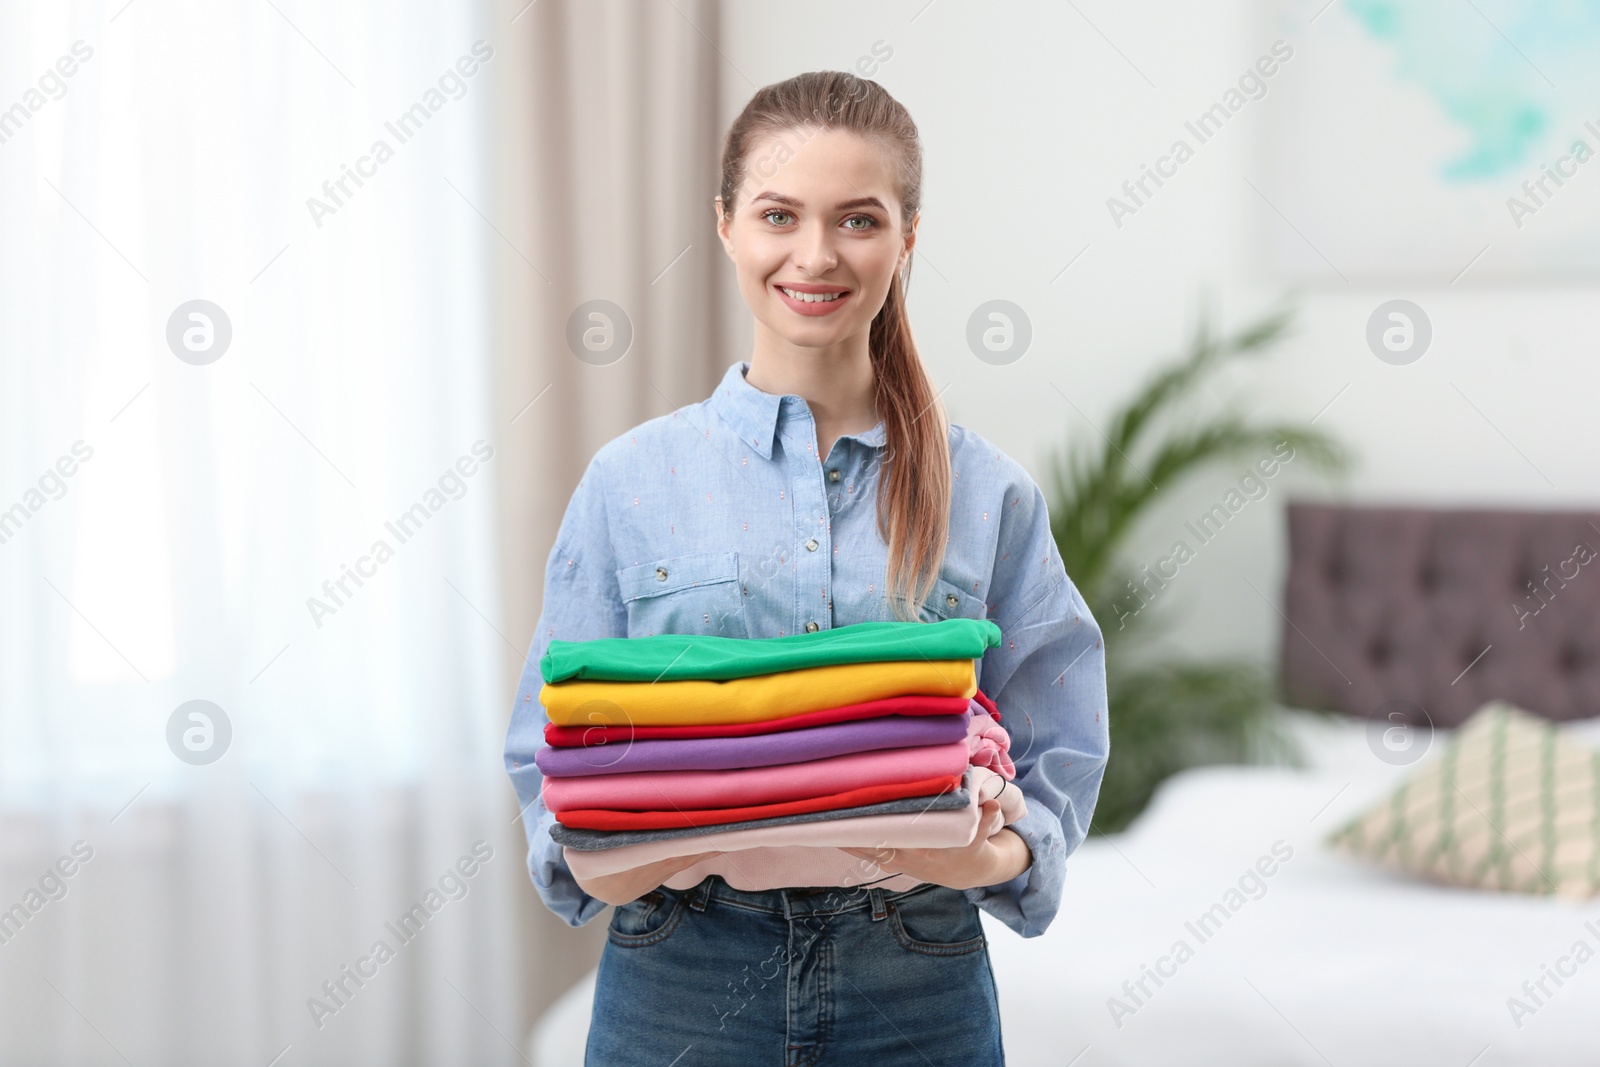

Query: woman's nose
left=791, top=222, right=838, bottom=274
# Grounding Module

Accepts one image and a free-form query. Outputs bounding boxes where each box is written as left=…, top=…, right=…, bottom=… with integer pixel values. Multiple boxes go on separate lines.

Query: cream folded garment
left=564, top=766, right=1027, bottom=892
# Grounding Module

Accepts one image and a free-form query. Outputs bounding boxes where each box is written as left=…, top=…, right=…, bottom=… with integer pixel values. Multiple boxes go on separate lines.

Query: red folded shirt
left=971, top=686, right=1001, bottom=722
left=543, top=693, right=973, bottom=747
left=551, top=773, right=962, bottom=830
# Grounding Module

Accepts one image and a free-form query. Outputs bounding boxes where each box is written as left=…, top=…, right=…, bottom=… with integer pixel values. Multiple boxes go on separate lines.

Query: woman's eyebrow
left=752, top=192, right=887, bottom=212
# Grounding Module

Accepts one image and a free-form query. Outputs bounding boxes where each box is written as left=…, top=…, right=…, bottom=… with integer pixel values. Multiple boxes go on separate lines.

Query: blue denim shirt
left=504, top=360, right=1109, bottom=938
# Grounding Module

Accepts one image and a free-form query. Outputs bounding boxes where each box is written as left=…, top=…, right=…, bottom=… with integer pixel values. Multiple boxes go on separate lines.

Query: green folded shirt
left=539, top=617, right=1002, bottom=684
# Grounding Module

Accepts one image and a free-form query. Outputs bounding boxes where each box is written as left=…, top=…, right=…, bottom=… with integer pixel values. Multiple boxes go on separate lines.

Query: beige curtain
left=489, top=0, right=732, bottom=1035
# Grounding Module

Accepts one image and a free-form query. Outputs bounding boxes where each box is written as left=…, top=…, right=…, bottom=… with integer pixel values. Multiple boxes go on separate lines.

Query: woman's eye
left=759, top=210, right=877, bottom=231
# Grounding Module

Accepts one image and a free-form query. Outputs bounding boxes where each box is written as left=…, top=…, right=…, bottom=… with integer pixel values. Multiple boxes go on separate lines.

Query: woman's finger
left=978, top=775, right=1004, bottom=804
left=978, top=799, right=1004, bottom=839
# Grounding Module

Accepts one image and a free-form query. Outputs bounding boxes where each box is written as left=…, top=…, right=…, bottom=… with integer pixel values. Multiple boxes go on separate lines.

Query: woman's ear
left=714, top=196, right=736, bottom=260
left=898, top=208, right=920, bottom=271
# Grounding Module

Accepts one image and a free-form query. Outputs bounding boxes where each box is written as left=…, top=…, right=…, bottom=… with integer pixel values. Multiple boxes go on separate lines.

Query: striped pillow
left=1326, top=701, right=1600, bottom=898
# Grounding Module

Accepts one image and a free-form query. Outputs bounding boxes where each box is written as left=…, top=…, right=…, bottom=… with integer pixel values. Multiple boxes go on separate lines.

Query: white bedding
left=531, top=710, right=1600, bottom=1066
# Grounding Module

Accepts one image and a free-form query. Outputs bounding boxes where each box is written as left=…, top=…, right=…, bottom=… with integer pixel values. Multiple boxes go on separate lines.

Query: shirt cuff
left=962, top=802, right=1066, bottom=938
left=530, top=821, right=611, bottom=928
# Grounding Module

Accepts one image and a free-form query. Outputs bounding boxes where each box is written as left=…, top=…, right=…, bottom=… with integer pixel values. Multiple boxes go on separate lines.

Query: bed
left=530, top=502, right=1600, bottom=1066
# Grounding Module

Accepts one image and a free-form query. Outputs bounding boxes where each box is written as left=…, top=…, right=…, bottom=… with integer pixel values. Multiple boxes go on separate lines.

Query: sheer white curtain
left=0, top=2, right=522, bottom=1064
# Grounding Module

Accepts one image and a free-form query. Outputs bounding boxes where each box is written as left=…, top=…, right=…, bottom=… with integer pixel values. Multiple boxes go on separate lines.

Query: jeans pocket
left=887, top=886, right=988, bottom=956
left=607, top=888, right=689, bottom=949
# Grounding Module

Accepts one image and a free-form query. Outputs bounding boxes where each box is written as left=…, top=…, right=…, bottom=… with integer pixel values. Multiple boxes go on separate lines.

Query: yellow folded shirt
left=539, top=658, right=977, bottom=727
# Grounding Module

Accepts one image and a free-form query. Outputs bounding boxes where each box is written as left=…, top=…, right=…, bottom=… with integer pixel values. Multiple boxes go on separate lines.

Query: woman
left=504, top=70, right=1110, bottom=1065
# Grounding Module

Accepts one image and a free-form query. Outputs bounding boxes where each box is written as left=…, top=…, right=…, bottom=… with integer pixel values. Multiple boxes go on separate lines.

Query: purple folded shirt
left=534, top=711, right=971, bottom=777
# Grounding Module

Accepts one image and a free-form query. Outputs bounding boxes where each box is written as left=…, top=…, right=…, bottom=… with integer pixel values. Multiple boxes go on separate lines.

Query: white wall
left=719, top=0, right=1600, bottom=666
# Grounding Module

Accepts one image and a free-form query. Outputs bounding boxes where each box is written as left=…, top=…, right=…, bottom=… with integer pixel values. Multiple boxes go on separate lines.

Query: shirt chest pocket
left=616, top=550, right=751, bottom=639
left=917, top=575, right=988, bottom=624
left=879, top=573, right=989, bottom=624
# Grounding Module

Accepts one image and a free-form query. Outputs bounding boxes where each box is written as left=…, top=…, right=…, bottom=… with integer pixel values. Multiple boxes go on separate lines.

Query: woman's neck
left=745, top=343, right=880, bottom=460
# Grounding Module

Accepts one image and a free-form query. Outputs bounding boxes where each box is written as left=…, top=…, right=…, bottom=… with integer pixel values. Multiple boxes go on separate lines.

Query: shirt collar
left=709, top=360, right=887, bottom=460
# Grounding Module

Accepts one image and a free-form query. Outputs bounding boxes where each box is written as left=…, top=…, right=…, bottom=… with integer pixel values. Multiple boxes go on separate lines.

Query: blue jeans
left=584, top=875, right=1005, bottom=1066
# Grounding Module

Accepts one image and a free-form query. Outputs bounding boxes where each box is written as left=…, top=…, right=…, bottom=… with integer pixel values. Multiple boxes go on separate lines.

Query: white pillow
left=1265, top=704, right=1452, bottom=782
left=1560, top=715, right=1600, bottom=749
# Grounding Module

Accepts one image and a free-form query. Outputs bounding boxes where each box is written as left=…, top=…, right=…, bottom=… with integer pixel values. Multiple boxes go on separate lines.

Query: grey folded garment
left=551, top=785, right=972, bottom=851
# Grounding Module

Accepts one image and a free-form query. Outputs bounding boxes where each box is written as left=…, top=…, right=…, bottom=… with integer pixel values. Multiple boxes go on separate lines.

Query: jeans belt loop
left=688, top=877, right=713, bottom=912
left=868, top=886, right=889, bottom=922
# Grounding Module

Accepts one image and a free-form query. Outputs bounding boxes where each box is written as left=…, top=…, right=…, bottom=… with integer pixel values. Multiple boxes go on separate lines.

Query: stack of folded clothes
left=536, top=618, right=1028, bottom=891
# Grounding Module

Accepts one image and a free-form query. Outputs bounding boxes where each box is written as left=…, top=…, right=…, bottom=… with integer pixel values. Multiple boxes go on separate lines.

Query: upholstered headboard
left=1279, top=501, right=1600, bottom=726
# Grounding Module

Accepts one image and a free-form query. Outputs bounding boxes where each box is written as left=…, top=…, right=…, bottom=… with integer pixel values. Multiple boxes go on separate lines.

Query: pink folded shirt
left=967, top=706, right=1015, bottom=778
left=565, top=765, right=1028, bottom=892
left=541, top=739, right=970, bottom=814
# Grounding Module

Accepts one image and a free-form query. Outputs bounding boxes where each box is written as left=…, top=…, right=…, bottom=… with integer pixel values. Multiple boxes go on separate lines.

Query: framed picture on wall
left=1263, top=0, right=1600, bottom=282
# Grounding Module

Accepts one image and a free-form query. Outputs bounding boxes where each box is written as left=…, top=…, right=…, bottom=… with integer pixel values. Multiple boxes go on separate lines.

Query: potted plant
left=1046, top=300, right=1351, bottom=834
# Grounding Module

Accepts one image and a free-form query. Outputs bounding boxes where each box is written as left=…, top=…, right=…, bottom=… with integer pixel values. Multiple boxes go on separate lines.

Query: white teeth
left=781, top=287, right=844, bottom=303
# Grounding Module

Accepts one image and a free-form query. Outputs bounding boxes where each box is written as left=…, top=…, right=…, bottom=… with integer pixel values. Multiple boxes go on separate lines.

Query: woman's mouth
left=774, top=284, right=852, bottom=317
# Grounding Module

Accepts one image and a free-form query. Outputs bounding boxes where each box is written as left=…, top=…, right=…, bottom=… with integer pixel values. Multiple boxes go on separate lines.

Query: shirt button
left=946, top=593, right=959, bottom=607
left=655, top=568, right=668, bottom=581
left=805, top=620, right=819, bottom=633
left=827, top=468, right=841, bottom=482
left=805, top=538, right=819, bottom=551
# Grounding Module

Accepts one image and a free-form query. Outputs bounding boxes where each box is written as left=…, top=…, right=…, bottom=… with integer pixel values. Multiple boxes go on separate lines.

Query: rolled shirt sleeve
left=503, top=452, right=626, bottom=928
left=962, top=476, right=1111, bottom=938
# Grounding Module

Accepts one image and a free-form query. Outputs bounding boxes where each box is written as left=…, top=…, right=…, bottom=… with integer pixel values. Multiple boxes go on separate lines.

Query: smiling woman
left=505, top=68, right=1110, bottom=1067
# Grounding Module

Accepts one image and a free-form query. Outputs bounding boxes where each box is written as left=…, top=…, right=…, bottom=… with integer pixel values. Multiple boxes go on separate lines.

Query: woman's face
left=717, top=127, right=917, bottom=352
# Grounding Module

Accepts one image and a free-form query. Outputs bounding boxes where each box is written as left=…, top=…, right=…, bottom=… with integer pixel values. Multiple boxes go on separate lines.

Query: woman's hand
left=839, top=799, right=1031, bottom=891
left=573, top=850, right=723, bottom=906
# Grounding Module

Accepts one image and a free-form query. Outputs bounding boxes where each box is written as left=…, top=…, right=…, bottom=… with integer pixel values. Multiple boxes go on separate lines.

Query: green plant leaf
left=1041, top=299, right=1350, bottom=834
